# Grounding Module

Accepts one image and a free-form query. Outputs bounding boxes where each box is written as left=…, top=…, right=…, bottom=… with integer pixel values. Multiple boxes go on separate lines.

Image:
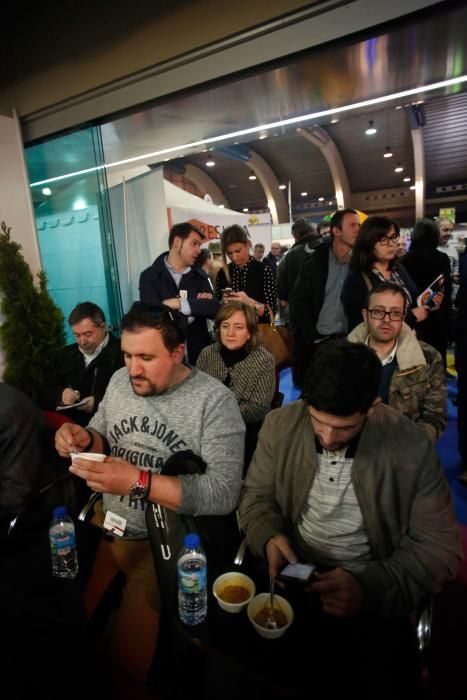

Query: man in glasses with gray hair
left=348, top=282, right=446, bottom=442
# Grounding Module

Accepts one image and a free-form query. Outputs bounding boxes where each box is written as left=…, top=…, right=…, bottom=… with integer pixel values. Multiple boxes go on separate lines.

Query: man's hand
left=76, top=396, right=95, bottom=413
left=62, top=388, right=80, bottom=406
left=265, top=535, right=298, bottom=578
left=196, top=292, right=213, bottom=299
left=69, top=455, right=139, bottom=496
left=309, top=567, right=362, bottom=617
left=55, top=423, right=91, bottom=457
left=162, top=298, right=181, bottom=310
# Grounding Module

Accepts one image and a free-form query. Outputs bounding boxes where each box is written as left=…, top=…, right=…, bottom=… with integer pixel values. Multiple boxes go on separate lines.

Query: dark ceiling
left=26, top=1, right=467, bottom=224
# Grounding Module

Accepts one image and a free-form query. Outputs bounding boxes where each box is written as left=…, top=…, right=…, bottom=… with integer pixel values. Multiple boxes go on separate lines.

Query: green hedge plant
left=0, top=221, right=66, bottom=402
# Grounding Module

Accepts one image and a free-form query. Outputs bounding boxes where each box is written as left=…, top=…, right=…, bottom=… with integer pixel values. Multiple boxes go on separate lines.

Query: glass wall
left=25, top=127, right=122, bottom=343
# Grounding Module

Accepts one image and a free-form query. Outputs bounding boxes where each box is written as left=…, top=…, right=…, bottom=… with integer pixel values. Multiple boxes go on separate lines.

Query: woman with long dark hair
left=214, top=225, right=277, bottom=324
left=402, top=218, right=452, bottom=366
left=341, top=215, right=428, bottom=331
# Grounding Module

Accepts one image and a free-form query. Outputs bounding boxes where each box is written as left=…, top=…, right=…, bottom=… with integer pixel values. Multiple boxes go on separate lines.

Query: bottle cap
left=53, top=506, right=67, bottom=519
left=184, top=533, right=200, bottom=549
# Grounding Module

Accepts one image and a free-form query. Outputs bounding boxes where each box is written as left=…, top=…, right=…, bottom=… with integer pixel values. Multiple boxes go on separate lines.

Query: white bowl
left=71, top=452, right=106, bottom=464
left=247, top=592, right=294, bottom=639
left=212, top=572, right=256, bottom=613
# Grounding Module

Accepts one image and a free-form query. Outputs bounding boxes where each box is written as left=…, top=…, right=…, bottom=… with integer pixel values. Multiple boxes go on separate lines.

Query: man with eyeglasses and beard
left=54, top=302, right=245, bottom=691
left=348, top=282, right=447, bottom=442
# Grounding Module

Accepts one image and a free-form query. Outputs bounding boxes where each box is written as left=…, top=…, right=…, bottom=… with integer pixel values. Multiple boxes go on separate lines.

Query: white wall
left=0, top=110, right=42, bottom=378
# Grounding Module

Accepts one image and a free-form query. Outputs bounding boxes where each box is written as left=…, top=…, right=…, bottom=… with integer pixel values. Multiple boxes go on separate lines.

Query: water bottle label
left=178, top=566, right=207, bottom=594
left=50, top=533, right=76, bottom=555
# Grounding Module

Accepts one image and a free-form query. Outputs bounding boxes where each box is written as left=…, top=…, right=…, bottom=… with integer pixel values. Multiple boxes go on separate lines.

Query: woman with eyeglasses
left=402, top=218, right=452, bottom=367
left=342, top=215, right=428, bottom=332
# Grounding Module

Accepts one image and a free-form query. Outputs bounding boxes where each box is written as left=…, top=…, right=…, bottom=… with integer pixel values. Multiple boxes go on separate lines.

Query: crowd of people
left=3, top=212, right=465, bottom=698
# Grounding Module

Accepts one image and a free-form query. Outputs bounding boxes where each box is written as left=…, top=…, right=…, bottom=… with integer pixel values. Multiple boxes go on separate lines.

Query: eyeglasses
left=367, top=308, right=405, bottom=321
left=377, top=234, right=400, bottom=246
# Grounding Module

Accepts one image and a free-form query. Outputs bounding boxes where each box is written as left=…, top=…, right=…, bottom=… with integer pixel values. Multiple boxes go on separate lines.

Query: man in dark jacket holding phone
left=139, top=222, right=219, bottom=364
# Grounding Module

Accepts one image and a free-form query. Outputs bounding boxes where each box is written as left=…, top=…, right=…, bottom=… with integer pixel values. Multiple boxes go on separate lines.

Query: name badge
left=179, top=289, right=188, bottom=300
left=103, top=510, right=126, bottom=537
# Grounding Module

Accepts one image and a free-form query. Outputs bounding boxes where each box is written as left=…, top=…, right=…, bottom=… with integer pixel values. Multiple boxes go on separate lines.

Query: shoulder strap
left=362, top=273, right=373, bottom=292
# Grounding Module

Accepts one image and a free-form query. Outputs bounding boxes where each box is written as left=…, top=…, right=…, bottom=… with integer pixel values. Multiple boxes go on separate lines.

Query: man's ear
left=366, top=397, right=382, bottom=417
left=172, top=342, right=186, bottom=365
left=362, top=308, right=368, bottom=323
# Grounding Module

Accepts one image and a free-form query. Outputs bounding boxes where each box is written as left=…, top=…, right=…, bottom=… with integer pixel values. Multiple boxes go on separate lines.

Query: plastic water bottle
left=177, top=533, right=207, bottom=625
left=49, top=506, right=79, bottom=580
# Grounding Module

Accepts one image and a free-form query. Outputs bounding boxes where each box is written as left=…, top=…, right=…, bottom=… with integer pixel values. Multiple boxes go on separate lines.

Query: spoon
left=266, top=575, right=278, bottom=630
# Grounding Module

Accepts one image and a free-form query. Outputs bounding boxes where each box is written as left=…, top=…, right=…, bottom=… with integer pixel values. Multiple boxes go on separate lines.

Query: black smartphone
left=277, top=562, right=316, bottom=586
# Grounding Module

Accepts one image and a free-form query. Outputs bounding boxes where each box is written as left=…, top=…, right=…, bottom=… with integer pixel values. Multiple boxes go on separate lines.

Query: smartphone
left=223, top=287, right=233, bottom=297
left=277, top=562, right=316, bottom=586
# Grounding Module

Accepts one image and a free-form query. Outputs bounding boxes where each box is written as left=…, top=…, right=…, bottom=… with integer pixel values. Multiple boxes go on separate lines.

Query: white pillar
left=411, top=128, right=425, bottom=219
left=297, top=127, right=351, bottom=209
left=0, top=110, right=41, bottom=275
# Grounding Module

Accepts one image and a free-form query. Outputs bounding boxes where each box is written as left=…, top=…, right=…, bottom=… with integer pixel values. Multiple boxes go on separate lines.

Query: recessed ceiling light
left=383, top=147, right=393, bottom=158
left=394, top=164, right=404, bottom=173
left=330, top=118, right=339, bottom=124
left=243, top=208, right=249, bottom=212
left=409, top=185, right=416, bottom=190
left=278, top=184, right=287, bottom=190
left=365, top=120, right=377, bottom=135
left=403, top=177, right=411, bottom=182
left=318, top=197, right=324, bottom=201
left=218, top=204, right=225, bottom=208
left=328, top=201, right=333, bottom=205
left=30, top=74, right=467, bottom=188
left=249, top=173, right=257, bottom=180
left=301, top=192, right=308, bottom=197
left=206, top=159, right=215, bottom=167
left=395, top=105, right=403, bottom=110
left=42, top=187, right=52, bottom=195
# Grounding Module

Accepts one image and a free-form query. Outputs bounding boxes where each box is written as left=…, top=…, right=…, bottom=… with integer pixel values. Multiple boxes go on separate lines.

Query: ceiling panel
left=424, top=91, right=467, bottom=187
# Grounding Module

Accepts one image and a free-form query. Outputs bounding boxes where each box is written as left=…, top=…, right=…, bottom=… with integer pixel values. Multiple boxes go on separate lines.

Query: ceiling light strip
left=30, top=75, right=467, bottom=187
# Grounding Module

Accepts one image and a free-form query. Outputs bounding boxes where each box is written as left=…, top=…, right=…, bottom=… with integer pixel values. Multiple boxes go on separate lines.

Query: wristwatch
left=128, top=469, right=151, bottom=501
left=254, top=301, right=262, bottom=312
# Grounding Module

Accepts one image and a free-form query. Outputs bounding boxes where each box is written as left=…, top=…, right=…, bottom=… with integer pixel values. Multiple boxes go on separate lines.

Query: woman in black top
left=214, top=225, right=277, bottom=324
left=342, top=215, right=429, bottom=331
left=403, top=218, right=452, bottom=366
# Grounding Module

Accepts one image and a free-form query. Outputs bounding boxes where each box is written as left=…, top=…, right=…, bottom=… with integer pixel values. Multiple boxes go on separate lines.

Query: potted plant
left=0, top=221, right=66, bottom=402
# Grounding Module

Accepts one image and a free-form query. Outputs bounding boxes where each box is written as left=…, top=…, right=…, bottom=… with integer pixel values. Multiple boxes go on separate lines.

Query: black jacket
left=289, top=240, right=329, bottom=384
left=139, top=252, right=219, bottom=364
left=277, top=235, right=324, bottom=302
left=42, top=332, right=124, bottom=426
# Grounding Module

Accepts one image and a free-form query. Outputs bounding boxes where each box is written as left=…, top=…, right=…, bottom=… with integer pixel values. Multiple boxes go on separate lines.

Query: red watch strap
left=139, top=470, right=149, bottom=488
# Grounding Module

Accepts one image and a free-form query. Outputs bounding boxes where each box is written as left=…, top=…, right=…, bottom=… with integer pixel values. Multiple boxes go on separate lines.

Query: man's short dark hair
left=302, top=339, right=381, bottom=415
left=291, top=219, right=312, bottom=241
left=168, top=222, right=203, bottom=248
left=121, top=302, right=186, bottom=352
left=366, top=282, right=407, bottom=312
left=329, top=208, right=358, bottom=235
left=68, top=302, right=105, bottom=327
left=317, top=221, right=330, bottom=236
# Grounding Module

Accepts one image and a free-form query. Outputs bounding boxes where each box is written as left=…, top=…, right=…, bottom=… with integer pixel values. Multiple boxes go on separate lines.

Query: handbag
left=257, top=306, right=294, bottom=369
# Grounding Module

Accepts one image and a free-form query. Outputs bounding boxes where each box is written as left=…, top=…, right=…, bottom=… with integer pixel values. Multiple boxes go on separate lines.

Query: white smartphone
left=223, top=287, right=233, bottom=296
left=277, top=562, right=316, bottom=585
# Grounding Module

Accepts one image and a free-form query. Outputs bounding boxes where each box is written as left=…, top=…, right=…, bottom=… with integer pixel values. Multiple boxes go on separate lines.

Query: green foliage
left=0, top=221, right=66, bottom=402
